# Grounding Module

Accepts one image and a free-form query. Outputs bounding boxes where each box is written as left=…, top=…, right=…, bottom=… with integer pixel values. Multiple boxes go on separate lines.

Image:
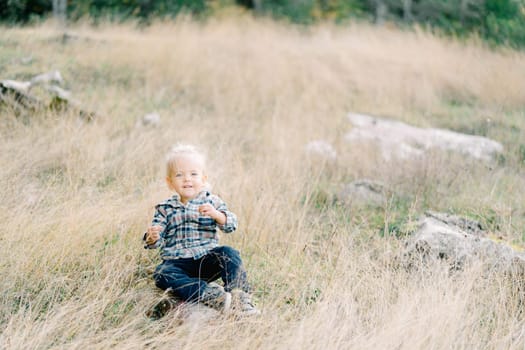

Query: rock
left=146, top=295, right=219, bottom=323
left=136, top=112, right=161, bottom=128
left=20, top=56, right=33, bottom=65
left=337, top=179, right=387, bottom=207
left=424, top=211, right=485, bottom=237
left=305, top=140, right=337, bottom=161
left=10, top=55, right=34, bottom=65
left=403, top=211, right=525, bottom=274
left=345, top=113, right=504, bottom=162
left=182, top=303, right=220, bottom=323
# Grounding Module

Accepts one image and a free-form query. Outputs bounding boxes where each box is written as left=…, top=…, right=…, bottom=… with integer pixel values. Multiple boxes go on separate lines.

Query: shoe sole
left=201, top=291, right=232, bottom=313
left=146, top=299, right=175, bottom=319
left=236, top=307, right=261, bottom=317
left=222, top=292, right=232, bottom=313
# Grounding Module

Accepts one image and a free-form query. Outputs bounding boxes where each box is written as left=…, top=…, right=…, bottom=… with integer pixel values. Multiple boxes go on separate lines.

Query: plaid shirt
left=144, top=190, right=238, bottom=260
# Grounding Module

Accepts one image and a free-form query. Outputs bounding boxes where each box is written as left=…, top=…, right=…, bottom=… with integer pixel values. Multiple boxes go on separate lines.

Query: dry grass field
left=1, top=14, right=525, bottom=349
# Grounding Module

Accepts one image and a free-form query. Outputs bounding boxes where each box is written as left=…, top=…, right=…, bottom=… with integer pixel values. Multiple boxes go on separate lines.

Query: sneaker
left=146, top=290, right=179, bottom=320
left=200, top=282, right=232, bottom=313
left=231, top=289, right=261, bottom=317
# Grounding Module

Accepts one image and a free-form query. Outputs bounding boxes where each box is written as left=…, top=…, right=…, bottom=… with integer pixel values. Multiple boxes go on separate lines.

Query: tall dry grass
left=1, top=14, right=525, bottom=349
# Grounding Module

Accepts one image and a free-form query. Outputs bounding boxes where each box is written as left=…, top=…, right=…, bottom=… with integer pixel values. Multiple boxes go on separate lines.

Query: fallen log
left=0, top=71, right=96, bottom=121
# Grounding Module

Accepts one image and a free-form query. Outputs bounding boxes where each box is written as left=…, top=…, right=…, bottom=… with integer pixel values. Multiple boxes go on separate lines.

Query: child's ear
left=166, top=176, right=174, bottom=190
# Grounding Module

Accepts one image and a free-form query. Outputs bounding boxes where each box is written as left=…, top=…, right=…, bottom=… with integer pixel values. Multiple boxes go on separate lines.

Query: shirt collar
left=166, top=190, right=210, bottom=207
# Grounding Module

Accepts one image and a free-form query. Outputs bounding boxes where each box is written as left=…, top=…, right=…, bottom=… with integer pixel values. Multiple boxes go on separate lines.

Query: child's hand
left=198, top=203, right=219, bottom=219
left=199, top=203, right=227, bottom=225
left=145, top=225, right=162, bottom=245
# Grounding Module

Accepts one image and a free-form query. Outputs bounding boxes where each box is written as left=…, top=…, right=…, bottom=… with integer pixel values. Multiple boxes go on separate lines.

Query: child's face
left=166, top=156, right=207, bottom=204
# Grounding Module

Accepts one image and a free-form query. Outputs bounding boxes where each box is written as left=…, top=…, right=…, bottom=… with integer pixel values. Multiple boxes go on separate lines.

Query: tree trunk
left=460, top=0, right=470, bottom=25
left=375, top=0, right=387, bottom=25
left=403, top=0, right=413, bottom=22
left=253, top=0, right=263, bottom=13
left=52, top=0, right=67, bottom=28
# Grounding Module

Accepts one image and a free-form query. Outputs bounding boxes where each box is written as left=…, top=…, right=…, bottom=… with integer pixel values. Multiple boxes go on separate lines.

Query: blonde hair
left=165, top=143, right=207, bottom=178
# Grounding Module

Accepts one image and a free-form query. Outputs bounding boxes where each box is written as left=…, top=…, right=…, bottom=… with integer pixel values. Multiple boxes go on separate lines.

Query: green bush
left=0, top=0, right=51, bottom=23
left=0, top=0, right=207, bottom=23
left=484, top=13, right=525, bottom=48
left=259, top=0, right=316, bottom=24
left=1, top=0, right=525, bottom=49
left=68, top=0, right=207, bottom=22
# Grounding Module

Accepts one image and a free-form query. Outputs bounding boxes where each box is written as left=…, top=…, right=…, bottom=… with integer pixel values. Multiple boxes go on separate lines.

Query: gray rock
left=403, top=211, right=525, bottom=274
left=305, top=140, right=337, bottom=161
left=345, top=113, right=503, bottom=162
left=136, top=112, right=161, bottom=128
left=182, top=303, right=220, bottom=323
left=337, top=179, right=387, bottom=207
left=424, top=211, right=485, bottom=237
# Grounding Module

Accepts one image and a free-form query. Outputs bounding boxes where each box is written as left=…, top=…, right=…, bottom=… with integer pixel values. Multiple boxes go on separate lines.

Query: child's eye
left=175, top=173, right=183, bottom=178
left=191, top=172, right=199, bottom=176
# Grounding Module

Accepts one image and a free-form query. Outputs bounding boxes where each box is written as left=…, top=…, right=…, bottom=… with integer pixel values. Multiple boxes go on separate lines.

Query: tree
left=374, top=0, right=387, bottom=25
left=402, top=0, right=412, bottom=22
left=52, top=0, right=67, bottom=28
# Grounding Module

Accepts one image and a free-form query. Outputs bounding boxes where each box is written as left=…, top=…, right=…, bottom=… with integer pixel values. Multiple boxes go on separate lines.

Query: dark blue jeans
left=153, top=246, right=249, bottom=301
